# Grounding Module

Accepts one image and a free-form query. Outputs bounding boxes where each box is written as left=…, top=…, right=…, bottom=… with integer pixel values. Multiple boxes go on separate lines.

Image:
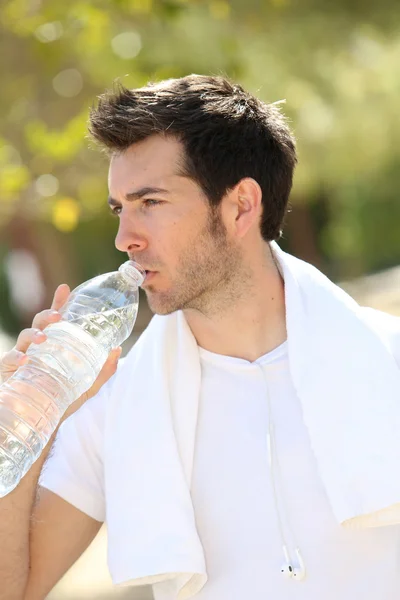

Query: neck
left=184, top=245, right=287, bottom=362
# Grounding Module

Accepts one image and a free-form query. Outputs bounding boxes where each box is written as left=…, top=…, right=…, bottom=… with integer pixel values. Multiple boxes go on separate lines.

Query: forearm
left=0, top=433, right=58, bottom=599
left=0, top=397, right=86, bottom=599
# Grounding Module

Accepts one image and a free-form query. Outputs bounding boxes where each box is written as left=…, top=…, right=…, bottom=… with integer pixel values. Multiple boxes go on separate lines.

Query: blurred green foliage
left=0, top=0, right=399, bottom=333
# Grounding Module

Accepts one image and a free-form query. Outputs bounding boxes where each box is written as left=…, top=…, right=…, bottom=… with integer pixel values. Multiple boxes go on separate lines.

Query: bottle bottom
left=0, top=409, right=43, bottom=497
left=0, top=447, right=23, bottom=497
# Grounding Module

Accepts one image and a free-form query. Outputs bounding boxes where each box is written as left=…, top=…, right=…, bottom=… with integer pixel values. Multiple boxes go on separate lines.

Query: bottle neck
left=118, top=261, right=145, bottom=287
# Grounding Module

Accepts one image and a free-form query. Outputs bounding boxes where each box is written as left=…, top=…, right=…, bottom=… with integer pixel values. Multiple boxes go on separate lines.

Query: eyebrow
left=107, top=186, right=170, bottom=207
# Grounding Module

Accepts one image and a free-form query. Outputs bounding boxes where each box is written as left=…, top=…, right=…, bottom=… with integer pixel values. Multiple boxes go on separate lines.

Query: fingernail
left=50, top=310, right=60, bottom=317
left=34, top=330, right=45, bottom=338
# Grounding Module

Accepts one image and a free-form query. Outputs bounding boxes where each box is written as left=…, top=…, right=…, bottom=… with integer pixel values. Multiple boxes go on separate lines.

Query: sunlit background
left=1, top=0, right=400, bottom=598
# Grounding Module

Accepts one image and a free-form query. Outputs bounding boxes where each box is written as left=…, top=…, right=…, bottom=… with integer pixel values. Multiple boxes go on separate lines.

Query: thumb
left=89, top=346, right=122, bottom=398
left=63, top=347, right=123, bottom=420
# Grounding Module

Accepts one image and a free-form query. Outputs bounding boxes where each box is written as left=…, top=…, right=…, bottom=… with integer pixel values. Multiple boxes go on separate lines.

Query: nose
left=115, top=218, right=148, bottom=254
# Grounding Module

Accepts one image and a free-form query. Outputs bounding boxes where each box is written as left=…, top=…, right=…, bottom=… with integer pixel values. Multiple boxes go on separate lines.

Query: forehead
left=108, top=135, right=184, bottom=191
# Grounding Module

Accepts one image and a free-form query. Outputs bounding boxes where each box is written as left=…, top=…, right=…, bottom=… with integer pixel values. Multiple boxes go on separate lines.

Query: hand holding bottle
left=0, top=261, right=142, bottom=497
left=0, top=284, right=122, bottom=404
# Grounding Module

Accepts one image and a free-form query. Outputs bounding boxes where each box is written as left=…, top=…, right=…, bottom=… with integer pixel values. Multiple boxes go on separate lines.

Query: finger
left=50, top=284, right=70, bottom=311
left=31, top=308, right=62, bottom=331
left=99, top=347, right=122, bottom=380
left=15, top=328, right=48, bottom=353
left=0, top=350, right=28, bottom=384
left=0, top=348, right=28, bottom=371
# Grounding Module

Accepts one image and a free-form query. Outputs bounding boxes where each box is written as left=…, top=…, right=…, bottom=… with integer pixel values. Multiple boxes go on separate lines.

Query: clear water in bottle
left=0, top=261, right=144, bottom=497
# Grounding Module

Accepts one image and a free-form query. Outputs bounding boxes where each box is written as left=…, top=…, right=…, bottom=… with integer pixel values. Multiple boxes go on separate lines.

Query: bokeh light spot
left=53, top=69, right=83, bottom=98
left=52, top=198, right=80, bottom=232
left=111, top=31, right=142, bottom=59
left=35, top=22, right=63, bottom=43
left=35, top=174, right=59, bottom=197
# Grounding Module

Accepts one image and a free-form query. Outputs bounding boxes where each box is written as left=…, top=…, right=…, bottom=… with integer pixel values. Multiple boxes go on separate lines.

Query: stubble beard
left=146, top=208, right=249, bottom=317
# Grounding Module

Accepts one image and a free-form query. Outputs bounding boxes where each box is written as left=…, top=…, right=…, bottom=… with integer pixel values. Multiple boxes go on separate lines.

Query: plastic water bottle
left=0, top=261, right=145, bottom=497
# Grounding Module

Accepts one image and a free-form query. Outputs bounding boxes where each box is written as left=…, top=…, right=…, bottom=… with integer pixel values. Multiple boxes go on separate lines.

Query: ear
left=226, top=178, right=262, bottom=239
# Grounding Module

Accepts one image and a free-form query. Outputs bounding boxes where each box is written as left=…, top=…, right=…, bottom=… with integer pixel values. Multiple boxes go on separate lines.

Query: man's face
left=108, top=135, right=242, bottom=316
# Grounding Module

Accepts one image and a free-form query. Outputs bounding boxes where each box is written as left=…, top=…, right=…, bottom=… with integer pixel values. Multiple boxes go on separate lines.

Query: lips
left=144, top=270, right=157, bottom=283
left=128, top=258, right=157, bottom=282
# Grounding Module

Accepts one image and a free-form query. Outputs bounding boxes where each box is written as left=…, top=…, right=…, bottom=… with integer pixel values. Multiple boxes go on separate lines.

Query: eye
left=110, top=205, right=122, bottom=216
left=143, top=198, right=163, bottom=208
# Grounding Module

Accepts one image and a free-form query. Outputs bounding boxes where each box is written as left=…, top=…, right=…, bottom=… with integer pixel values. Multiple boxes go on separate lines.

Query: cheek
left=152, top=218, right=185, bottom=249
left=149, top=207, right=209, bottom=259
left=157, top=229, right=194, bottom=274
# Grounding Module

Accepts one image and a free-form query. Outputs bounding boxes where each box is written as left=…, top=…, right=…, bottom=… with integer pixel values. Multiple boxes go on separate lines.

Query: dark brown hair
left=89, top=74, right=297, bottom=241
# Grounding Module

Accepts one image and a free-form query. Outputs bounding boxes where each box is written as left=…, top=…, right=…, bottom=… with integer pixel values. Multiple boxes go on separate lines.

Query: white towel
left=103, top=241, right=400, bottom=600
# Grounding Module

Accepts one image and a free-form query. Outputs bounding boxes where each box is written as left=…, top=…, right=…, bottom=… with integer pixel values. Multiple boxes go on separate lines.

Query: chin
left=145, top=291, right=182, bottom=316
left=148, top=304, right=181, bottom=317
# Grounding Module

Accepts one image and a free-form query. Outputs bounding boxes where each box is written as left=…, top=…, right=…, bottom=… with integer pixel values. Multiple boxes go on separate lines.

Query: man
left=1, top=74, right=400, bottom=600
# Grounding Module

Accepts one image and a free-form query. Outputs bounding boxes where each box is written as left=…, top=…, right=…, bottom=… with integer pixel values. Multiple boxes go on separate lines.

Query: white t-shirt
left=40, top=338, right=400, bottom=599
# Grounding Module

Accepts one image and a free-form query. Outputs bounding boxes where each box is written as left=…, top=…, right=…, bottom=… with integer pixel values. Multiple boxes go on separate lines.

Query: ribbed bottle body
left=0, top=263, right=142, bottom=496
